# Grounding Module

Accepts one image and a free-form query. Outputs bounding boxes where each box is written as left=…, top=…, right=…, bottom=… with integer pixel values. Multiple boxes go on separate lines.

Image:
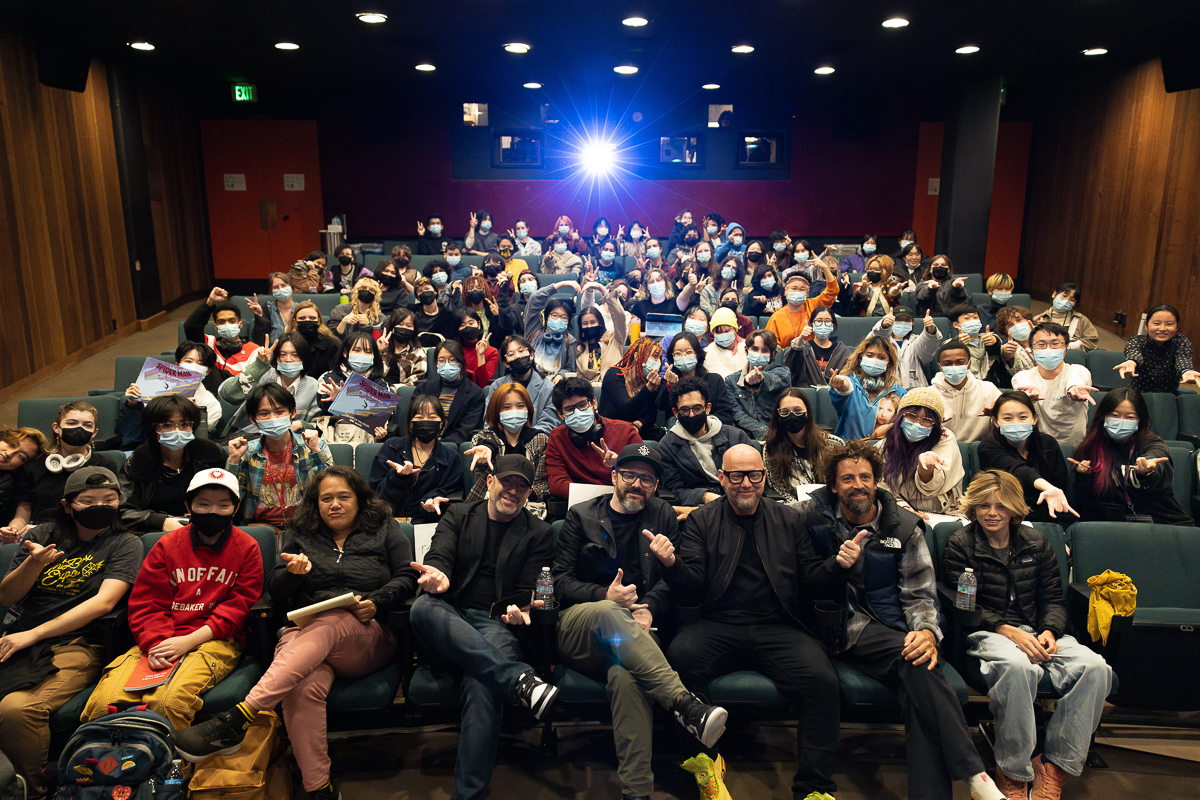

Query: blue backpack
left=54, top=705, right=182, bottom=800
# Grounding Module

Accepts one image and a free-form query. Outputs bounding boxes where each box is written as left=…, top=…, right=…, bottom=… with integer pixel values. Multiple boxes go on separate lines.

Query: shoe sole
left=678, top=706, right=728, bottom=749
left=530, top=683, right=559, bottom=720
left=175, top=741, right=243, bottom=763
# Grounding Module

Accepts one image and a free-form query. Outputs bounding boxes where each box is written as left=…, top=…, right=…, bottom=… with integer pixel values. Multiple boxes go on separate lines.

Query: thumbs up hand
left=837, top=530, right=870, bottom=568
left=605, top=568, right=639, bottom=608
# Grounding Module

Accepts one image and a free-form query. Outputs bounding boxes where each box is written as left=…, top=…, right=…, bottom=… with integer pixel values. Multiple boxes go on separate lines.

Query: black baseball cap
left=893, top=306, right=914, bottom=320
left=614, top=443, right=663, bottom=477
left=492, top=454, right=535, bottom=487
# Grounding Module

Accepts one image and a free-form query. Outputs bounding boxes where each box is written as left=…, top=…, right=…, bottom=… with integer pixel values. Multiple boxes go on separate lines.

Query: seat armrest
left=248, top=599, right=277, bottom=669
left=937, top=583, right=980, bottom=667
left=387, top=604, right=415, bottom=686
left=95, top=607, right=130, bottom=661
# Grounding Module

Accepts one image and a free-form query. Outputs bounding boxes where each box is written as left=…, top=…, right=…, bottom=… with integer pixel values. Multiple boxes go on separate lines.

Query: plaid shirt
left=228, top=432, right=333, bottom=524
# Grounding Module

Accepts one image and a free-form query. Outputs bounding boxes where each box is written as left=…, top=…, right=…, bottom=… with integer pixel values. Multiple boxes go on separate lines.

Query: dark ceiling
left=2, top=0, right=1191, bottom=121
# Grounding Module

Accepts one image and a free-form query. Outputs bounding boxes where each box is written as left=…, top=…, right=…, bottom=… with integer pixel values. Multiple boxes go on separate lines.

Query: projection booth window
left=738, top=133, right=782, bottom=166
left=492, top=131, right=544, bottom=168
left=660, top=134, right=703, bottom=165
left=708, top=105, right=733, bottom=128
left=463, top=103, right=489, bottom=127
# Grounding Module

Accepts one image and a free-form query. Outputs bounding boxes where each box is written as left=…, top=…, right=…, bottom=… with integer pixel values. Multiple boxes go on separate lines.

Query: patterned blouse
left=1124, top=334, right=1194, bottom=393
left=466, top=427, right=550, bottom=501
left=766, top=434, right=845, bottom=500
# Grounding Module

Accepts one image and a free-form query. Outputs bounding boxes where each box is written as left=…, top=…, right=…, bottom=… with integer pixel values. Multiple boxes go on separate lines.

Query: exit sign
left=231, top=83, right=257, bottom=103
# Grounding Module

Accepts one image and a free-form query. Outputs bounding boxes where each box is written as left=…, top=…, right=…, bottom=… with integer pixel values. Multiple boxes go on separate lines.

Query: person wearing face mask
left=785, top=306, right=850, bottom=388
left=1033, top=282, right=1099, bottom=352
left=524, top=280, right=582, bottom=378
left=585, top=217, right=616, bottom=257
left=465, top=383, right=551, bottom=503
left=838, top=234, right=880, bottom=274
left=423, top=257, right=455, bottom=293
left=762, top=388, right=843, bottom=500
left=439, top=243, right=473, bottom=283
left=82, top=468, right=263, bottom=732
left=790, top=239, right=819, bottom=282
left=876, top=388, right=966, bottom=517
left=510, top=219, right=542, bottom=260
left=417, top=213, right=454, bottom=255
left=701, top=212, right=726, bottom=247
left=930, top=341, right=1002, bottom=444
left=220, top=331, right=321, bottom=436
left=507, top=268, right=540, bottom=326
left=464, top=209, right=499, bottom=256
left=373, top=254, right=411, bottom=315
left=370, top=395, right=464, bottom=521
left=260, top=272, right=297, bottom=340
left=890, top=229, right=919, bottom=263
left=592, top=241, right=624, bottom=285
left=1012, top=323, right=1096, bottom=448
left=285, top=300, right=342, bottom=378
left=914, top=255, right=969, bottom=319
left=947, top=305, right=1003, bottom=383
left=314, top=331, right=391, bottom=445
left=541, top=233, right=585, bottom=274
left=9, top=402, right=118, bottom=537
left=547, top=214, right=584, bottom=256
left=659, top=330, right=736, bottom=427
left=700, top=254, right=742, bottom=315
left=743, top=263, right=784, bottom=319
left=0, top=467, right=141, bottom=800
left=545, top=377, right=643, bottom=499
left=870, top=307, right=941, bottom=389
left=667, top=227, right=701, bottom=268
left=600, top=339, right=666, bottom=438
left=455, top=309, right=499, bottom=387
left=660, top=307, right=713, bottom=363
left=493, top=234, right=530, bottom=283
left=448, top=275, right=505, bottom=344
left=115, top=342, right=223, bottom=447
left=995, top=306, right=1036, bottom=386
left=766, top=259, right=839, bottom=348
left=380, top=308, right=427, bottom=387
left=725, top=330, right=792, bottom=440
left=185, top=287, right=265, bottom=379
left=828, top=336, right=909, bottom=440
left=892, top=242, right=929, bottom=285
left=978, top=391, right=1076, bottom=524
left=975, top=272, right=1016, bottom=332
left=117, top=396, right=226, bottom=532
left=330, top=277, right=385, bottom=337
left=640, top=238, right=666, bottom=272
left=767, top=229, right=793, bottom=270
left=412, top=275, right=458, bottom=341
left=666, top=208, right=695, bottom=252
left=324, top=244, right=374, bottom=295
left=288, top=251, right=326, bottom=295
left=845, top=255, right=900, bottom=317
left=620, top=219, right=649, bottom=257
left=414, top=341, right=486, bottom=445
left=704, top=307, right=747, bottom=378
left=659, top=376, right=752, bottom=509
left=629, top=267, right=692, bottom=329
left=713, top=222, right=746, bottom=263
left=1115, top=303, right=1200, bottom=393
left=0, top=427, right=46, bottom=544
left=1069, top=388, right=1193, bottom=525
left=483, top=336, right=559, bottom=435
left=576, top=283, right=629, bottom=382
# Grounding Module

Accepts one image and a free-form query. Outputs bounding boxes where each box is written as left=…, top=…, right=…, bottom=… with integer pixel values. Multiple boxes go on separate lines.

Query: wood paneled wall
left=1023, top=59, right=1200, bottom=343
left=0, top=29, right=137, bottom=398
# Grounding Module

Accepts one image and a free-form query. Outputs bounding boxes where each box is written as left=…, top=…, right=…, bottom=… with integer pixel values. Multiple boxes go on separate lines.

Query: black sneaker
left=673, top=692, right=728, bottom=749
left=174, top=710, right=250, bottom=763
left=309, top=783, right=341, bottom=800
left=978, top=720, right=997, bottom=751
left=514, top=669, right=558, bottom=719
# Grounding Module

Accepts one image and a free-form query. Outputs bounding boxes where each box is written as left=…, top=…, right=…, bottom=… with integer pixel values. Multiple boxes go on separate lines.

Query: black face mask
left=677, top=413, right=707, bottom=436
left=685, top=237, right=698, bottom=246
left=467, top=290, right=485, bottom=305
left=932, top=267, right=949, bottom=281
left=411, top=421, right=441, bottom=443
left=867, top=271, right=882, bottom=283
left=746, top=251, right=763, bottom=264
left=296, top=320, right=320, bottom=339
left=392, top=327, right=415, bottom=344
left=73, top=504, right=117, bottom=530
left=378, top=273, right=398, bottom=287
left=393, top=257, right=408, bottom=268
left=780, top=413, right=808, bottom=434
left=59, top=426, right=94, bottom=447
left=721, top=301, right=738, bottom=312
left=458, top=327, right=480, bottom=343
left=508, top=355, right=533, bottom=374
left=580, top=326, right=602, bottom=342
left=190, top=511, right=233, bottom=541
left=358, top=290, right=376, bottom=304
left=483, top=265, right=502, bottom=279
left=419, top=292, right=436, bottom=306
left=338, top=255, right=354, bottom=266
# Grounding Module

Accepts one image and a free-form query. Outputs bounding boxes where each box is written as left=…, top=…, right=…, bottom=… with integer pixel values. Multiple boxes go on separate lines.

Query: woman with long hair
left=369, top=395, right=464, bottom=521
left=1114, top=303, right=1200, bottom=393
left=1069, top=388, right=1193, bottom=525
left=828, top=335, right=908, bottom=440
left=764, top=388, right=843, bottom=500
left=700, top=253, right=743, bottom=315
left=379, top=308, right=427, bottom=387
left=286, top=300, right=342, bottom=378
left=0, top=427, right=46, bottom=543
left=877, top=388, right=965, bottom=517
left=743, top=261, right=785, bottom=319
left=455, top=309, right=499, bottom=387
left=914, top=254, right=969, bottom=319
left=599, top=338, right=664, bottom=437
left=330, top=276, right=385, bottom=336
left=575, top=282, right=628, bottom=381
left=463, top=383, right=550, bottom=502
left=315, top=330, right=391, bottom=445
left=977, top=390, right=1076, bottom=523
left=846, top=254, right=901, bottom=317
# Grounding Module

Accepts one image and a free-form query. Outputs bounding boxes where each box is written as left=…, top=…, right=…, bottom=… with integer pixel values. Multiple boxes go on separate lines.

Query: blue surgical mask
left=746, top=351, right=771, bottom=368
left=673, top=354, right=698, bottom=372
left=714, top=331, right=735, bottom=348
left=773, top=242, right=786, bottom=252
left=520, top=281, right=537, bottom=296
left=862, top=244, right=877, bottom=254
left=697, top=251, right=712, bottom=264
left=437, top=362, right=462, bottom=381
left=515, top=229, right=528, bottom=239
left=786, top=291, right=804, bottom=305
left=760, top=277, right=776, bottom=291
left=565, top=405, right=595, bottom=433
left=941, top=364, right=970, bottom=384
left=1009, top=322, right=1031, bottom=341
left=480, top=220, right=492, bottom=232
left=998, top=422, right=1034, bottom=443
left=596, top=227, right=608, bottom=237
left=554, top=242, right=568, bottom=255
left=892, top=321, right=913, bottom=338
left=992, top=292, right=1012, bottom=304
left=813, top=322, right=835, bottom=339
left=276, top=360, right=304, bottom=378
left=257, top=416, right=292, bottom=439
left=348, top=354, right=375, bottom=373
left=272, top=286, right=293, bottom=301
left=720, top=266, right=734, bottom=279
left=429, top=224, right=443, bottom=235
left=901, top=418, right=934, bottom=442
left=546, top=317, right=568, bottom=335
left=446, top=256, right=461, bottom=267
left=795, top=251, right=809, bottom=261
left=1033, top=348, right=1065, bottom=370
left=1053, top=296, right=1074, bottom=314
left=500, top=409, right=528, bottom=432
left=558, top=225, right=570, bottom=236
left=643, top=359, right=661, bottom=378
left=860, top=357, right=887, bottom=376
left=216, top=323, right=241, bottom=341
left=601, top=250, right=616, bottom=263
left=706, top=225, right=718, bottom=235
left=649, top=283, right=666, bottom=300
left=431, top=272, right=448, bottom=286
left=684, top=319, right=707, bottom=337
left=960, top=319, right=983, bottom=337
left=646, top=246, right=661, bottom=259
left=1104, top=417, right=1139, bottom=442
left=159, top=430, right=194, bottom=451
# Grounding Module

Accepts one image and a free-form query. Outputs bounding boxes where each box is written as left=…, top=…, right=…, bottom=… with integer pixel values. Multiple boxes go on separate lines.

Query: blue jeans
left=410, top=594, right=533, bottom=800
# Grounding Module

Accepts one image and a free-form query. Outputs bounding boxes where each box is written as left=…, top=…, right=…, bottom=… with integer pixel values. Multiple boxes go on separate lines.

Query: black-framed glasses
left=561, top=399, right=593, bottom=414
left=616, top=470, right=657, bottom=488
left=676, top=404, right=706, bottom=417
left=723, top=470, right=765, bottom=485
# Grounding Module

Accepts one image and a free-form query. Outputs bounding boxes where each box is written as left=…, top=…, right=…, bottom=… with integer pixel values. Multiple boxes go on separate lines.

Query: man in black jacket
left=409, top=455, right=558, bottom=800
left=666, top=444, right=845, bottom=800
left=553, top=444, right=727, bottom=800
left=658, top=377, right=750, bottom=508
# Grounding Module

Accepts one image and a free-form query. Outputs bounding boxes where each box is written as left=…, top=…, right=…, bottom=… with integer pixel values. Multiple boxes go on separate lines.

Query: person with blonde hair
left=829, top=335, right=908, bottom=440
left=0, top=427, right=48, bottom=543
left=285, top=299, right=342, bottom=377
left=846, top=254, right=900, bottom=317
left=944, top=470, right=1112, bottom=800
left=330, top=276, right=385, bottom=336
left=977, top=272, right=1016, bottom=331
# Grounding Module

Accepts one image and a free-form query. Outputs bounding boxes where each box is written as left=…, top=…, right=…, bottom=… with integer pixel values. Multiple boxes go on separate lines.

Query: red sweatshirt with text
left=128, top=526, right=264, bottom=653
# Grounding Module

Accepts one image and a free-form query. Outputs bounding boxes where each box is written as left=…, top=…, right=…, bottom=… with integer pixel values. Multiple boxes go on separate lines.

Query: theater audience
left=766, top=260, right=838, bottom=348
left=375, top=248, right=413, bottom=314
left=524, top=280, right=581, bottom=378
left=1115, top=303, right=1200, bottom=393
left=380, top=309, right=427, bottom=387
left=545, top=377, right=642, bottom=499
left=995, top=306, right=1036, bottom=382
left=331, top=277, right=386, bottom=337
left=185, top=288, right=264, bottom=378
left=1033, top=282, right=1099, bottom=352
left=763, top=389, right=843, bottom=500
left=873, top=307, right=941, bottom=389
left=465, top=383, right=550, bottom=502
left=464, top=209, right=499, bottom=255
left=660, top=330, right=735, bottom=427
left=117, top=341, right=223, bottom=444
left=511, top=219, right=542, bottom=261
left=220, top=331, right=321, bottom=434
left=705, top=307, right=746, bottom=378
left=838, top=234, right=878, bottom=274
left=914, top=255, right=968, bottom=319
left=541, top=233, right=585, bottom=274
left=456, top=310, right=499, bottom=387
left=484, top=336, right=558, bottom=435
left=877, top=388, right=965, bottom=517
left=660, top=377, right=751, bottom=508
left=947, top=304, right=1002, bottom=383
left=370, top=394, right=464, bottom=522
left=600, top=339, right=664, bottom=437
left=845, top=255, right=899, bottom=317
left=417, top=215, right=454, bottom=254
left=976, top=272, right=1016, bottom=331
left=413, top=275, right=459, bottom=341
left=742, top=262, right=784, bottom=319
left=325, top=245, right=374, bottom=295
left=978, top=390, right=1076, bottom=524
left=315, top=331, right=391, bottom=445
left=260, top=272, right=298, bottom=340
left=785, top=306, right=849, bottom=388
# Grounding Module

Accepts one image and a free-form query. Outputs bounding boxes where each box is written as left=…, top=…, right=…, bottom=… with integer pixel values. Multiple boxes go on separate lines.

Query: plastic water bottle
left=955, top=568, right=978, bottom=611
left=165, top=759, right=183, bottom=789
left=535, top=567, right=556, bottom=609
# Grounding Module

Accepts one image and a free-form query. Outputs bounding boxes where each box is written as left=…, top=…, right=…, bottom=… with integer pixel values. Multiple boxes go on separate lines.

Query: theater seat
left=552, top=666, right=609, bottom=704
left=833, top=316, right=882, bottom=349
left=328, top=442, right=355, bottom=467
left=17, top=394, right=120, bottom=443
left=292, top=293, right=342, bottom=320
left=89, top=354, right=149, bottom=397
left=706, top=663, right=969, bottom=708
left=327, top=665, right=404, bottom=713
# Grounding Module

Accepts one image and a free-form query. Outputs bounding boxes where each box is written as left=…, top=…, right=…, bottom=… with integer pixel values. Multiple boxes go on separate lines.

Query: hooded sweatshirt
left=930, top=372, right=1002, bottom=444
left=714, top=222, right=747, bottom=263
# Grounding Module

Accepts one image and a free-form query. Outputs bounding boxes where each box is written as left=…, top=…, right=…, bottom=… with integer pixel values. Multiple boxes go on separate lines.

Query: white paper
left=927, top=177, right=941, bottom=195
left=223, top=173, right=246, bottom=191
left=795, top=483, right=825, bottom=503
left=283, top=173, right=305, bottom=191
left=413, top=523, right=438, bottom=562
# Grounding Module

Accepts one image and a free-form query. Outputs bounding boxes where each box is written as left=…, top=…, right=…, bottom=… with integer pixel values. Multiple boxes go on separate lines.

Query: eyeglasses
left=676, top=404, right=706, bottom=417
left=1031, top=341, right=1066, bottom=351
left=902, top=410, right=937, bottom=427
left=72, top=499, right=117, bottom=509
left=723, top=470, right=765, bottom=485
left=560, top=399, right=592, bottom=414
left=616, top=470, right=658, bottom=487
left=777, top=408, right=807, bottom=418
left=155, top=421, right=196, bottom=433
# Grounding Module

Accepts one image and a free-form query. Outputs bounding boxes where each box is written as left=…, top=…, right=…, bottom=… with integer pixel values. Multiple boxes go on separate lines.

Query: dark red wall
left=319, top=111, right=923, bottom=241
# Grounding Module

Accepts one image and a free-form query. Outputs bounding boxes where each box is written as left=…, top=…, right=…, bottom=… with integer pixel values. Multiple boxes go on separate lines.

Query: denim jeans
left=410, top=594, right=532, bottom=800
left=967, top=632, right=1111, bottom=781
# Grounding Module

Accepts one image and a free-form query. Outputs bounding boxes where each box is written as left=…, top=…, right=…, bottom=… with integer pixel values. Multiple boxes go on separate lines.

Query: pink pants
left=245, top=609, right=396, bottom=790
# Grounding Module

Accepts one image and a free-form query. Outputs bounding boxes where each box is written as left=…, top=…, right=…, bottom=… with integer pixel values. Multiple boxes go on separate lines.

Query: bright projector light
left=580, top=140, right=617, bottom=174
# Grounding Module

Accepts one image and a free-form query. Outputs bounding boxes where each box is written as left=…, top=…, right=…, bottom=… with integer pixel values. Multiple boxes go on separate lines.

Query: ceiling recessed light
left=523, top=82, right=543, bottom=89
left=702, top=83, right=720, bottom=90
left=128, top=41, right=155, bottom=51
left=882, top=18, right=909, bottom=28
left=415, top=63, right=436, bottom=71
left=274, top=42, right=299, bottom=50
left=614, top=64, right=639, bottom=75
left=731, top=45, right=754, bottom=54
left=814, top=66, right=835, bottom=75
left=355, top=12, right=387, bottom=23
left=1082, top=48, right=1108, bottom=56
left=956, top=45, right=980, bottom=54
left=622, top=17, right=648, bottom=27
left=504, top=42, right=530, bottom=53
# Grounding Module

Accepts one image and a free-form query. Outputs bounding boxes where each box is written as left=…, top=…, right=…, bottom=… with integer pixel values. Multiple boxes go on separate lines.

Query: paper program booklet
left=286, top=592, right=358, bottom=626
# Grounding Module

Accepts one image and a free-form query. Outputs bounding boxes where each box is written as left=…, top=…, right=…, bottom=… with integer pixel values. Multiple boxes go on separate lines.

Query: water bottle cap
left=964, top=568, right=973, bottom=572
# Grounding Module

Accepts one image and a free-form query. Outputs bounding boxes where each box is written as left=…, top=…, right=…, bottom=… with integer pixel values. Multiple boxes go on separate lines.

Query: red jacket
left=545, top=417, right=642, bottom=499
left=128, top=526, right=264, bottom=652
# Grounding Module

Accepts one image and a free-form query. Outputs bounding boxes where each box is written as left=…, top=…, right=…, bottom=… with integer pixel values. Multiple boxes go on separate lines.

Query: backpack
left=54, top=705, right=182, bottom=800
left=187, top=711, right=291, bottom=800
